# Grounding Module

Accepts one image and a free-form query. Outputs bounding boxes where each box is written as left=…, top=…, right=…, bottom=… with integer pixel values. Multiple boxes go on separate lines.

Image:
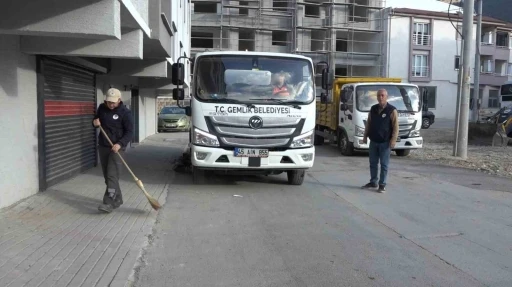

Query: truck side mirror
left=340, top=103, right=348, bottom=111
left=172, top=63, right=185, bottom=86
left=185, top=106, right=191, bottom=117
left=173, top=88, right=185, bottom=100
left=321, top=68, right=333, bottom=90
left=320, top=92, right=328, bottom=104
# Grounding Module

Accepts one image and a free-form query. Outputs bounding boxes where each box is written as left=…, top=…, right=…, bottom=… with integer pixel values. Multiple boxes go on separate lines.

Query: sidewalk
left=0, top=134, right=186, bottom=287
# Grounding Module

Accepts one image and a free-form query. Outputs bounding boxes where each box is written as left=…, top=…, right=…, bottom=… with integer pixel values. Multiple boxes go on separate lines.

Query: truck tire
left=287, top=170, right=305, bottom=185
left=338, top=130, right=354, bottom=156
left=192, top=167, right=206, bottom=184
left=395, top=150, right=411, bottom=157
left=422, top=117, right=431, bottom=129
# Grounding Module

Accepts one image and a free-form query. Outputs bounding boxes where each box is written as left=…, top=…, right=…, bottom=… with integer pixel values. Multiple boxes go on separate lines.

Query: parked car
left=157, top=106, right=190, bottom=132
left=422, top=110, right=435, bottom=129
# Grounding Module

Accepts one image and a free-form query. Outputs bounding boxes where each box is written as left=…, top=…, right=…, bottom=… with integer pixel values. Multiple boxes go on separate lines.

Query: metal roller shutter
left=38, top=57, right=97, bottom=189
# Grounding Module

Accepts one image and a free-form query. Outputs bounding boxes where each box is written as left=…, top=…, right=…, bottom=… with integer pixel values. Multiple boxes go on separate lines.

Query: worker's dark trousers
left=98, top=145, right=124, bottom=207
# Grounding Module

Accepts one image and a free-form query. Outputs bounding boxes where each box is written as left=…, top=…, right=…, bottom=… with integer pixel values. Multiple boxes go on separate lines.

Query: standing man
left=361, top=89, right=399, bottom=193
left=93, top=88, right=134, bottom=213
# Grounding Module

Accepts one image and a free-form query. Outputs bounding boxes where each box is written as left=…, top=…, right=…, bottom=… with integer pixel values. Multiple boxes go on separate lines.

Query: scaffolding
left=191, top=0, right=387, bottom=77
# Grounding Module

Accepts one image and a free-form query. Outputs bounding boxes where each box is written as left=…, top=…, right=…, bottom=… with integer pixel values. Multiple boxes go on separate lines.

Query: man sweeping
left=92, top=88, right=134, bottom=213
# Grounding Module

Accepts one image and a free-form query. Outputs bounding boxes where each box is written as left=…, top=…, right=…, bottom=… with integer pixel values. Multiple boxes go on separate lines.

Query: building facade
left=383, top=7, right=512, bottom=119
left=190, top=0, right=388, bottom=80
left=0, top=0, right=191, bottom=209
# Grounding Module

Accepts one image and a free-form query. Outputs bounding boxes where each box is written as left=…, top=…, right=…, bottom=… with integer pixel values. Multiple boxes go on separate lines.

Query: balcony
left=479, top=73, right=508, bottom=86
left=411, top=67, right=430, bottom=78
left=412, top=34, right=431, bottom=47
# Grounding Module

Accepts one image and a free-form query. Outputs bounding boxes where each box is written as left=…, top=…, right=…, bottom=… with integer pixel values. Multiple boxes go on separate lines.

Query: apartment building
left=382, top=7, right=512, bottom=119
left=190, top=0, right=387, bottom=81
left=0, top=0, right=191, bottom=209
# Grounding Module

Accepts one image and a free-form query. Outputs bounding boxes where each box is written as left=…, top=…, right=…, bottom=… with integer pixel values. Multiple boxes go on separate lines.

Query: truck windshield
left=355, top=85, right=421, bottom=112
left=194, top=55, right=314, bottom=104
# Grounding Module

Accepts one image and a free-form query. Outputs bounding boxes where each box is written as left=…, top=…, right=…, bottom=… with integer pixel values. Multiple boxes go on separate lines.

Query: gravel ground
left=408, top=127, right=512, bottom=179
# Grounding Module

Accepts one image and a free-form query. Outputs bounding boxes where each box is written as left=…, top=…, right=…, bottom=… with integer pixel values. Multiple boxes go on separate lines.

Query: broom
left=98, top=126, right=161, bottom=210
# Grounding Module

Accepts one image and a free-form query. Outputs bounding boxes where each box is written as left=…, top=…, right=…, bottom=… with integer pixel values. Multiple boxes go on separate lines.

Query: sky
left=384, top=0, right=462, bottom=13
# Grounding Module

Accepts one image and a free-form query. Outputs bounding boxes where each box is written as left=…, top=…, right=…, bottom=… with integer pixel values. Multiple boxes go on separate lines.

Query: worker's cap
left=105, top=88, right=122, bottom=102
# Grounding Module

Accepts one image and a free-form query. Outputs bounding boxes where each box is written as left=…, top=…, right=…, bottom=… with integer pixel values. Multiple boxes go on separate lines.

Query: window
left=239, top=1, right=249, bottom=15
left=304, top=2, right=320, bottom=18
left=412, top=54, right=429, bottom=77
left=496, top=32, right=508, bottom=47
left=336, top=38, right=348, bottom=52
left=455, top=56, right=460, bottom=70
left=191, top=31, right=213, bottom=48
left=272, top=31, right=287, bottom=46
left=419, top=86, right=436, bottom=109
left=481, top=59, right=494, bottom=73
left=349, top=0, right=369, bottom=23
left=413, top=22, right=431, bottom=46
left=508, top=63, right=512, bottom=76
left=489, top=90, right=500, bottom=108
left=273, top=0, right=287, bottom=11
left=194, top=2, right=216, bottom=13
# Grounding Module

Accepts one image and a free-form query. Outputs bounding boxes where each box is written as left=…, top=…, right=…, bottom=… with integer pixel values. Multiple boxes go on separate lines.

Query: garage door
left=38, top=57, right=97, bottom=190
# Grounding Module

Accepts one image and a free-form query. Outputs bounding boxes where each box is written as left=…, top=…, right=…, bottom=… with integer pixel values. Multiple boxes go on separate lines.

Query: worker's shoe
left=361, top=182, right=378, bottom=189
left=98, top=203, right=113, bottom=213
left=112, top=197, right=123, bottom=209
left=377, top=185, right=386, bottom=193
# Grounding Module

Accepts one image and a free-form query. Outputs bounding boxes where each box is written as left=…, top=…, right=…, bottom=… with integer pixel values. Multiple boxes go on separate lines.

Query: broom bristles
left=136, top=180, right=162, bottom=210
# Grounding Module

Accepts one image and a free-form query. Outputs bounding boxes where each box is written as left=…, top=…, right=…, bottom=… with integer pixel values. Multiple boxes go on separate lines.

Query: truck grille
left=206, top=116, right=305, bottom=148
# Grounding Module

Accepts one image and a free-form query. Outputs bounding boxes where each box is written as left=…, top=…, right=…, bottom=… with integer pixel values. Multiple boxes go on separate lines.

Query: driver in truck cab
left=272, top=71, right=295, bottom=98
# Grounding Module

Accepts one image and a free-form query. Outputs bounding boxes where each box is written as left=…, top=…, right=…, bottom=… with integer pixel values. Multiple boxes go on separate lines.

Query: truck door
left=339, top=86, right=354, bottom=138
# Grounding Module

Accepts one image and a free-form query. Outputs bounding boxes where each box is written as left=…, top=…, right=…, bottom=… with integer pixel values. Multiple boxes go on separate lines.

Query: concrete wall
left=0, top=35, right=38, bottom=209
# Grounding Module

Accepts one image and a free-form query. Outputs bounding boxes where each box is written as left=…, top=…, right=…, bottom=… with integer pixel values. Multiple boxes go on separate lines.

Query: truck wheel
left=192, top=168, right=206, bottom=184
left=395, top=150, right=411, bottom=157
left=338, top=130, right=354, bottom=156
left=422, top=118, right=431, bottom=129
left=287, top=170, right=305, bottom=185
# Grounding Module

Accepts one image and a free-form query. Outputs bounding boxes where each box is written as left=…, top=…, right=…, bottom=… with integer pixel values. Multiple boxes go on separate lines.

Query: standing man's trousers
left=369, top=141, right=391, bottom=187
left=98, top=145, right=124, bottom=207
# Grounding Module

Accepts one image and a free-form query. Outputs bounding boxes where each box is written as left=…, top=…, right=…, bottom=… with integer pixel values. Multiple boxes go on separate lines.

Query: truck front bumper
left=191, top=145, right=315, bottom=170
left=353, top=136, right=424, bottom=150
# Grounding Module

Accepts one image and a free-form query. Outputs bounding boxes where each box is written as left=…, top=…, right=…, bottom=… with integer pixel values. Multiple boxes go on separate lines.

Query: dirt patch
left=409, top=127, right=512, bottom=179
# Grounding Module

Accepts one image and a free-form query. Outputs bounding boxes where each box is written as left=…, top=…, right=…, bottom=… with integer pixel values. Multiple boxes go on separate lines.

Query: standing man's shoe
left=98, top=204, right=113, bottom=213
left=377, top=185, right=386, bottom=193
left=361, top=182, right=378, bottom=189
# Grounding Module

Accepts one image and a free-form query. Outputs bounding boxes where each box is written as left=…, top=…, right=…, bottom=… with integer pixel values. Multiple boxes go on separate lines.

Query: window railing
left=411, top=67, right=430, bottom=77
left=412, top=34, right=431, bottom=46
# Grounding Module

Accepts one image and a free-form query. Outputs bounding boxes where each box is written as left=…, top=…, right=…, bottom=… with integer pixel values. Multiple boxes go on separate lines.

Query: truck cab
left=315, top=78, right=424, bottom=156
left=172, top=51, right=320, bottom=185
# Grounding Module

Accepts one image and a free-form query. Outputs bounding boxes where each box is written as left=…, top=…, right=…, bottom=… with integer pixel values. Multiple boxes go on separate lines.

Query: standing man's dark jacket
left=365, top=103, right=399, bottom=145
left=93, top=102, right=134, bottom=150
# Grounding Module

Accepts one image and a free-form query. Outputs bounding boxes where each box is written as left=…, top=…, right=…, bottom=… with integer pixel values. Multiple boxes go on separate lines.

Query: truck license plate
left=234, top=148, right=269, bottom=158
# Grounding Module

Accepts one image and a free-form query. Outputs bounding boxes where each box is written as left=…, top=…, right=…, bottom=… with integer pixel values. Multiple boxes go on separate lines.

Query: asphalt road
left=135, top=132, right=512, bottom=287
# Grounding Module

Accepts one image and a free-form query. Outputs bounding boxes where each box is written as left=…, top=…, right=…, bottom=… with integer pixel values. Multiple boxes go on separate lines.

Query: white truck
left=315, top=77, right=424, bottom=156
left=171, top=51, right=323, bottom=185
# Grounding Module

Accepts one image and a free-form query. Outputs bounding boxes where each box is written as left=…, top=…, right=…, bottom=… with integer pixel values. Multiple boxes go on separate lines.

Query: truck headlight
left=193, top=128, right=219, bottom=147
left=290, top=130, right=313, bottom=148
left=355, top=125, right=365, bottom=137
left=410, top=130, right=421, bottom=137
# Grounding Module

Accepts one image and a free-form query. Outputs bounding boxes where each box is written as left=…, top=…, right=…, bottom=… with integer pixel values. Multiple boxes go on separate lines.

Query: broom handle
left=98, top=125, right=138, bottom=181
